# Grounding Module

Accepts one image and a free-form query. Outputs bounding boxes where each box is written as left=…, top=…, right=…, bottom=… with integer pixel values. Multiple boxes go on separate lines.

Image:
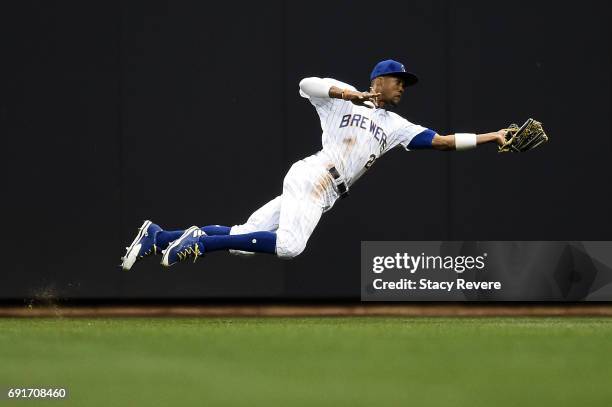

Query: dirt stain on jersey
left=343, top=136, right=356, bottom=150
left=311, top=172, right=333, bottom=201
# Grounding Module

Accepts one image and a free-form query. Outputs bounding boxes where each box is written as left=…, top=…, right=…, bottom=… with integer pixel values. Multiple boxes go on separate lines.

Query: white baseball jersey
left=299, top=77, right=434, bottom=187
left=230, top=77, right=436, bottom=258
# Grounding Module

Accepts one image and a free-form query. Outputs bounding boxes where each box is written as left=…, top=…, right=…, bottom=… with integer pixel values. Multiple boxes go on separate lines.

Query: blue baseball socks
left=156, top=226, right=277, bottom=255
left=156, top=225, right=231, bottom=250
left=197, top=231, right=277, bottom=254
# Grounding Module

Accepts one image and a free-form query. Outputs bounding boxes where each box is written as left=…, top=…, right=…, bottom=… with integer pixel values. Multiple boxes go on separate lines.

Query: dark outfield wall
left=1, top=0, right=610, bottom=300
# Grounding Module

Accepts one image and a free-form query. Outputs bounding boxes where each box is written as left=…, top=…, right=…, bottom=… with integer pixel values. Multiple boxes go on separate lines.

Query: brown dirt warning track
left=1, top=304, right=612, bottom=318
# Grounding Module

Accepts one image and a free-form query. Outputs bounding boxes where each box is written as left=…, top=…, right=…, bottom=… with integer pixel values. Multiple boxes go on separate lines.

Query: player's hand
left=342, top=89, right=381, bottom=108
left=494, top=129, right=509, bottom=146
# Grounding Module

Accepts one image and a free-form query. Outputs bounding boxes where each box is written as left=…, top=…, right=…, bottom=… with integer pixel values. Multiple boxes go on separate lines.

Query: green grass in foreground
left=1, top=317, right=611, bottom=406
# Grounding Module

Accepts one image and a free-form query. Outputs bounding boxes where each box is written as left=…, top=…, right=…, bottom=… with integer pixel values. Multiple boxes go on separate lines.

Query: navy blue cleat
left=121, top=220, right=163, bottom=271
left=161, top=226, right=206, bottom=267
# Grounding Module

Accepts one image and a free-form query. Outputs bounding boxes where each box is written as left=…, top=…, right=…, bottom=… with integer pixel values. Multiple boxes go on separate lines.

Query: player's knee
left=277, top=244, right=305, bottom=259
left=275, top=230, right=307, bottom=259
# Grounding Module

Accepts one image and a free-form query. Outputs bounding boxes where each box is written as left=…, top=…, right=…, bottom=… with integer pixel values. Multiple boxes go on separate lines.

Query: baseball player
left=121, top=59, right=508, bottom=270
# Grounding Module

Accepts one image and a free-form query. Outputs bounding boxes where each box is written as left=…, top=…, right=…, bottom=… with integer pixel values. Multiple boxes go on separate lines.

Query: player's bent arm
left=328, top=86, right=360, bottom=100
left=299, top=78, right=377, bottom=106
left=299, top=77, right=333, bottom=99
left=431, top=131, right=507, bottom=151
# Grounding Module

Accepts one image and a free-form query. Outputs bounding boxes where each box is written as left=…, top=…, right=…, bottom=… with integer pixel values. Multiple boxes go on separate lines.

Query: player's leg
left=156, top=225, right=231, bottom=249
left=157, top=195, right=282, bottom=251
left=229, top=196, right=281, bottom=235
left=274, top=165, right=325, bottom=259
left=229, top=196, right=282, bottom=256
left=161, top=160, right=329, bottom=266
left=159, top=195, right=283, bottom=259
left=160, top=197, right=283, bottom=266
left=121, top=222, right=232, bottom=270
left=161, top=227, right=278, bottom=266
left=121, top=196, right=282, bottom=270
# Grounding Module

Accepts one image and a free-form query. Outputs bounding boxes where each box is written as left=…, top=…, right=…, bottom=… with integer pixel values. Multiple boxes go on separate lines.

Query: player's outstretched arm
left=431, top=130, right=508, bottom=151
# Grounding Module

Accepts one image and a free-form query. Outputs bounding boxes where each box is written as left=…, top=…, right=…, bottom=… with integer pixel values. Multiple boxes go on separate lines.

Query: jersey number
left=364, top=154, right=377, bottom=169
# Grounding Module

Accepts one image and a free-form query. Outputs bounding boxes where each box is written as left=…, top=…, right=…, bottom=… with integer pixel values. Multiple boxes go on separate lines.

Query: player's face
left=381, top=76, right=406, bottom=107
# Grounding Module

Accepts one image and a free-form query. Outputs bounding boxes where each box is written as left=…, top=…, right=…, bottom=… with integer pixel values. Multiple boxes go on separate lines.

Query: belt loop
left=328, top=166, right=349, bottom=199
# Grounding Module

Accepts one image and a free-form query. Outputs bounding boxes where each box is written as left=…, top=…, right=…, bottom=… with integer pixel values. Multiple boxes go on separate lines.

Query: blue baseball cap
left=370, top=59, right=418, bottom=86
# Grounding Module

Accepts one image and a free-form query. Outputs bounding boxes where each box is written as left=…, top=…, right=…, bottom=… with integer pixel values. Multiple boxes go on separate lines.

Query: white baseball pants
left=230, top=151, right=341, bottom=258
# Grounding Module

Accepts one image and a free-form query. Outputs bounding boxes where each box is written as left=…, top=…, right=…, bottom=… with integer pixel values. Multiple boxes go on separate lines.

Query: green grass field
left=1, top=317, right=612, bottom=406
